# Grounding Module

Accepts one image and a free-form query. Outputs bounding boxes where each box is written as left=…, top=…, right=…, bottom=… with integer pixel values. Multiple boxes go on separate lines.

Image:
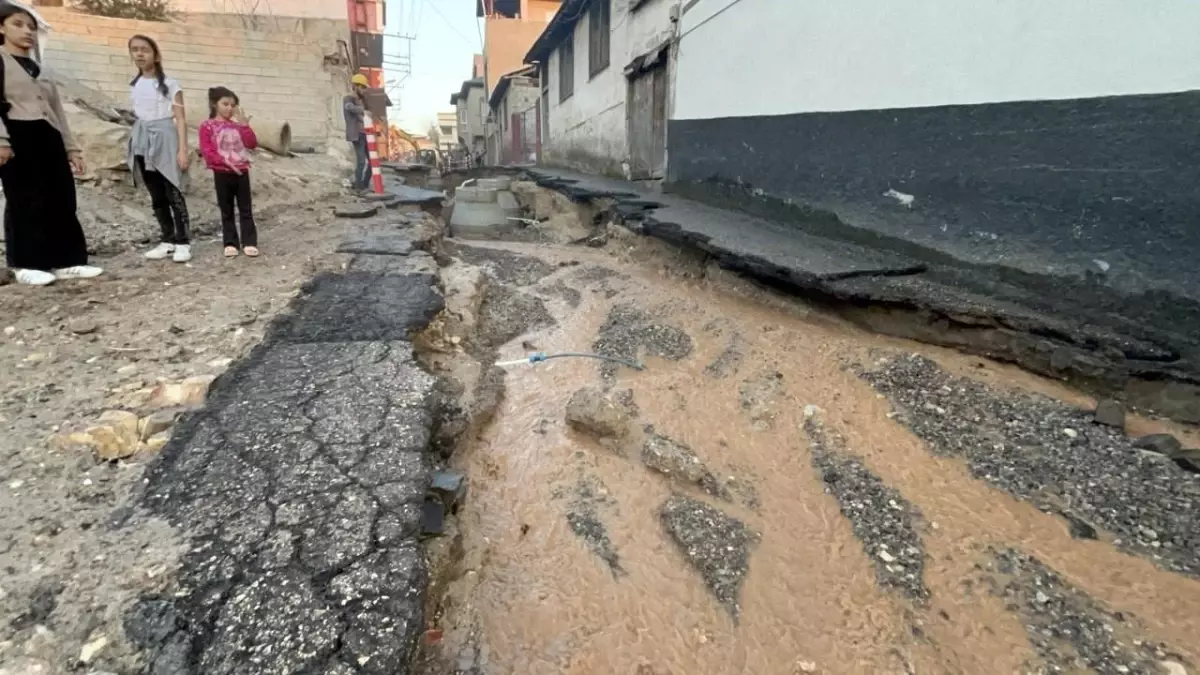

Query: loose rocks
left=565, top=386, right=638, bottom=443
left=333, top=203, right=379, bottom=219
left=1093, top=399, right=1126, bottom=428
left=1132, top=433, right=1182, bottom=456
left=641, top=433, right=726, bottom=498
left=661, top=494, right=755, bottom=619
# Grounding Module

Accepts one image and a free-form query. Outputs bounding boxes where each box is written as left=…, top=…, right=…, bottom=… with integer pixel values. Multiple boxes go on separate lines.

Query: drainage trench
left=412, top=178, right=1200, bottom=675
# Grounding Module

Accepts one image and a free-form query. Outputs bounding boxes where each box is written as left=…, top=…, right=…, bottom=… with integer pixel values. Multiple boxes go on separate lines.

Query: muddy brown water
left=436, top=242, right=1200, bottom=675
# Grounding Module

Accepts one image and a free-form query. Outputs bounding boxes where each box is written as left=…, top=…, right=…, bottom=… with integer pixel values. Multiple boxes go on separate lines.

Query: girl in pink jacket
left=199, top=86, right=259, bottom=257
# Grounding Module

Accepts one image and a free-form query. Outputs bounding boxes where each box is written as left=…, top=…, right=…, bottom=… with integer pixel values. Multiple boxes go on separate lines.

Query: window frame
left=558, top=37, right=575, bottom=102
left=588, top=0, right=610, bottom=78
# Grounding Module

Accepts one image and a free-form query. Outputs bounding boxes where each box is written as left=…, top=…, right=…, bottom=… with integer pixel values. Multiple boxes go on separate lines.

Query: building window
left=559, top=38, right=574, bottom=102
left=588, top=0, right=610, bottom=77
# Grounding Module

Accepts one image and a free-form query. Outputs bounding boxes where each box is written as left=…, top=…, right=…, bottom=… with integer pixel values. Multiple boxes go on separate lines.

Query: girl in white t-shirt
left=126, top=34, right=193, bottom=263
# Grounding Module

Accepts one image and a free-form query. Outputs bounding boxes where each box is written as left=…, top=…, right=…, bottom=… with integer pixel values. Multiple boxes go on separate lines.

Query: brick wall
left=40, top=7, right=352, bottom=142
left=170, top=0, right=346, bottom=20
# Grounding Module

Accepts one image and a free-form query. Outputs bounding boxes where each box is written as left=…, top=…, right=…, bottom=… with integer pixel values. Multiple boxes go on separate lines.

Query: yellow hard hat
left=351, top=73, right=369, bottom=86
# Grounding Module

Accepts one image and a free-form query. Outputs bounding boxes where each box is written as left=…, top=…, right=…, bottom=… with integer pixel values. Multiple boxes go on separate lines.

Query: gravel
left=802, top=410, right=929, bottom=601
left=983, top=548, right=1186, bottom=674
left=861, top=354, right=1200, bottom=577
left=660, top=494, right=756, bottom=619
left=592, top=304, right=693, bottom=380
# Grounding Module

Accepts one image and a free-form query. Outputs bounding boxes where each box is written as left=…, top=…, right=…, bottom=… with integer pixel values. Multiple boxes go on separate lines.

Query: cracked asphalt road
left=126, top=249, right=444, bottom=674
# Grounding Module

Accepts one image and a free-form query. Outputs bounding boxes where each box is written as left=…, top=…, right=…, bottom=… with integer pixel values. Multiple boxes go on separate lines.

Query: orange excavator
left=388, top=126, right=442, bottom=169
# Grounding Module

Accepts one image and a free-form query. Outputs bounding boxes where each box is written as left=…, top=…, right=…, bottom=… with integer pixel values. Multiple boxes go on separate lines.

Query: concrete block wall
left=40, top=7, right=351, bottom=142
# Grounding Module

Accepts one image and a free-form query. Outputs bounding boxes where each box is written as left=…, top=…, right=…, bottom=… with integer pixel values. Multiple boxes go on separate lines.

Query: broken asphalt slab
left=660, top=494, right=756, bottom=620
left=124, top=248, right=445, bottom=673
left=525, top=168, right=1200, bottom=424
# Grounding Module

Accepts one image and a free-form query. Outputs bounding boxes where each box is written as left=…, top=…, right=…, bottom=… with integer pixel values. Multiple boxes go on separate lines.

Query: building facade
left=435, top=111, right=459, bottom=154
left=667, top=0, right=1200, bottom=300
left=451, top=78, right=488, bottom=160
left=486, top=66, right=540, bottom=165
left=525, top=0, right=676, bottom=177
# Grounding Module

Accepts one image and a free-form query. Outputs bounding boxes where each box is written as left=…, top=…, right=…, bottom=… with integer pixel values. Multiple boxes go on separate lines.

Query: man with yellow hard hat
left=344, top=73, right=371, bottom=192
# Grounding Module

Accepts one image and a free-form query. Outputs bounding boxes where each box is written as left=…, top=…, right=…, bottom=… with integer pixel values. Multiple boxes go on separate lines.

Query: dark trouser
left=136, top=156, right=190, bottom=245
left=352, top=134, right=370, bottom=190
left=2, top=119, right=88, bottom=271
left=213, top=171, right=257, bottom=248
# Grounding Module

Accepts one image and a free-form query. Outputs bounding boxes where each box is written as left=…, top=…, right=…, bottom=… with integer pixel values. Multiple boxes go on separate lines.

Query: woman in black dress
left=0, top=3, right=101, bottom=286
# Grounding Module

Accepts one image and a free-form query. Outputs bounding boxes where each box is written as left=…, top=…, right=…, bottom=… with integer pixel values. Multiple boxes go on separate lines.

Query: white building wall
left=543, top=0, right=677, bottom=174
left=674, top=0, right=1200, bottom=121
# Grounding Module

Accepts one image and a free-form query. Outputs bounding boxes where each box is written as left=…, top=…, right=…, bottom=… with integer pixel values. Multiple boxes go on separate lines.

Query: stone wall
left=41, top=7, right=352, bottom=142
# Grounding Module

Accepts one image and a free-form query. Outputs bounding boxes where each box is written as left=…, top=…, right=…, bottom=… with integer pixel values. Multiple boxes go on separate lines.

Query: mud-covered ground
left=0, top=170, right=356, bottom=673
left=418, top=193, right=1200, bottom=675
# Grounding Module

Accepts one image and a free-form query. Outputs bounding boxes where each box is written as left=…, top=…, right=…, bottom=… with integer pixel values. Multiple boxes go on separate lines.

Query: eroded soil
left=419, top=213, right=1200, bottom=675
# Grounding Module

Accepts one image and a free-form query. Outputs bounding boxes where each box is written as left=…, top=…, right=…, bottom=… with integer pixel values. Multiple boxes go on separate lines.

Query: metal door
left=626, top=60, right=666, bottom=179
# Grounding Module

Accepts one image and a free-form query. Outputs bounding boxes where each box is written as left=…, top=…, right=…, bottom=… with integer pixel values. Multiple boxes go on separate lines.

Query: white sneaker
left=53, top=265, right=103, bottom=280
left=14, top=269, right=56, bottom=286
left=172, top=244, right=192, bottom=263
left=144, top=243, right=175, bottom=260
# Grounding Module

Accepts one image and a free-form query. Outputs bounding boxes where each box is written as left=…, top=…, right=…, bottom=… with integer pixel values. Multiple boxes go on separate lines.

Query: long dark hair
left=207, top=86, right=238, bottom=119
left=128, top=34, right=169, bottom=98
left=0, top=4, right=38, bottom=46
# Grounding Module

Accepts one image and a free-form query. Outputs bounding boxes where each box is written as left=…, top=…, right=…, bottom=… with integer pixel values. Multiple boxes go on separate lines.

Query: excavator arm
left=388, top=126, right=421, bottom=158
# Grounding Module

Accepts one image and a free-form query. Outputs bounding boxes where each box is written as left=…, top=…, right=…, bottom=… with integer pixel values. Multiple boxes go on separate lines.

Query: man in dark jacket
left=343, top=74, right=370, bottom=192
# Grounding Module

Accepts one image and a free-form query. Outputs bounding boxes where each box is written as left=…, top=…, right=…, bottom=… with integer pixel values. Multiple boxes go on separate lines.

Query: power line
left=422, top=0, right=475, bottom=48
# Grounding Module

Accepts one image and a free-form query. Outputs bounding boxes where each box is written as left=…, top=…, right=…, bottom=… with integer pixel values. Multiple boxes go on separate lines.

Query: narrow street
left=418, top=195, right=1200, bottom=675
left=1, top=172, right=1198, bottom=675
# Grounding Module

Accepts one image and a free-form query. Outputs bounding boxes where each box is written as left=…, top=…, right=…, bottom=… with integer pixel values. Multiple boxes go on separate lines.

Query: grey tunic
left=128, top=117, right=188, bottom=192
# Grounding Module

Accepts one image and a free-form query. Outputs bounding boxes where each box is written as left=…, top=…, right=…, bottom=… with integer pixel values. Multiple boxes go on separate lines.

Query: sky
left=384, top=0, right=482, bottom=134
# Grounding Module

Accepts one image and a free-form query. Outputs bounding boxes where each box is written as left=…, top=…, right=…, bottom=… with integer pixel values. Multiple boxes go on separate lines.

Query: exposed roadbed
left=523, top=168, right=1200, bottom=425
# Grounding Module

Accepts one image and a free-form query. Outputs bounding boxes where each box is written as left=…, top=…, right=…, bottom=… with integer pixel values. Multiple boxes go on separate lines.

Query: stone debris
left=983, top=548, right=1186, bottom=673
left=565, top=386, right=639, bottom=444
left=802, top=408, right=929, bottom=601
left=430, top=470, right=467, bottom=510
left=1132, top=433, right=1182, bottom=456
left=1093, top=399, right=1126, bottom=428
left=333, top=203, right=379, bottom=219
left=660, top=494, right=756, bottom=619
left=863, top=354, right=1200, bottom=577
left=145, top=375, right=216, bottom=410
left=641, top=433, right=727, bottom=499
left=422, top=497, right=446, bottom=537
left=55, top=407, right=181, bottom=461
left=67, top=318, right=99, bottom=335
left=78, top=633, right=109, bottom=665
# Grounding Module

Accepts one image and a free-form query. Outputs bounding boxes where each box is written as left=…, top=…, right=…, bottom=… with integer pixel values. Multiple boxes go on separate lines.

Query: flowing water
left=431, top=241, right=1200, bottom=675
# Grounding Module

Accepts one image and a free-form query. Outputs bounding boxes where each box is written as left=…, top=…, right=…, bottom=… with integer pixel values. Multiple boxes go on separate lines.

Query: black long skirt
left=2, top=119, right=88, bottom=271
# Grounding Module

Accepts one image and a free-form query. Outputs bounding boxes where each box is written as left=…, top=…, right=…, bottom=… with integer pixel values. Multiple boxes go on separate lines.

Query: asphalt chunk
left=661, top=494, right=756, bottom=619
left=593, top=304, right=693, bottom=379
left=444, top=242, right=555, bottom=287
left=862, top=354, right=1200, bottom=577
left=802, top=409, right=929, bottom=601
left=558, top=472, right=624, bottom=576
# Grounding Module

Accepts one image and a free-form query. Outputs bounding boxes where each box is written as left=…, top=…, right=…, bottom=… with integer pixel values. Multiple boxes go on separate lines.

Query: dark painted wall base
left=667, top=91, right=1200, bottom=302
